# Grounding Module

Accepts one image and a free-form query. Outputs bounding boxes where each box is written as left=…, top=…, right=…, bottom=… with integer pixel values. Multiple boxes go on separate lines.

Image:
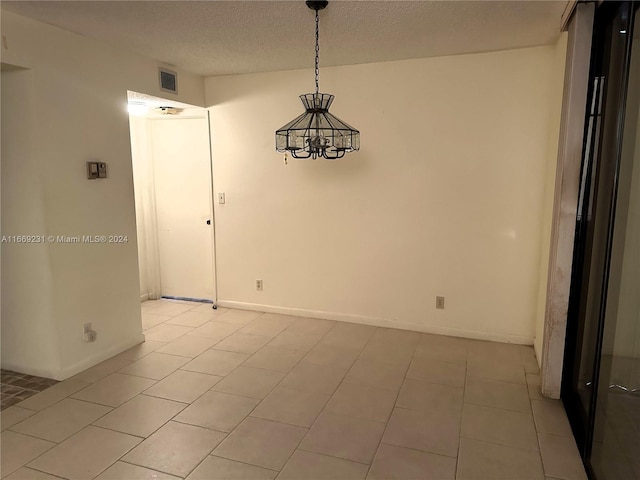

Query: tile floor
left=1, top=371, right=58, bottom=410
left=0, top=299, right=588, bottom=480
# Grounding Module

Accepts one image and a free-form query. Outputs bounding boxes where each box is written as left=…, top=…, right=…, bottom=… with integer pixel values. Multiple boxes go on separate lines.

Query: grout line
left=95, top=384, right=232, bottom=479
left=67, top=394, right=135, bottom=409
left=257, top=322, right=375, bottom=475
left=295, top=445, right=372, bottom=465
left=7, top=300, right=199, bottom=478
left=114, top=368, right=185, bottom=383
left=5, top=428, right=62, bottom=444
left=4, top=439, right=58, bottom=478
left=208, top=453, right=285, bottom=477
left=363, top=339, right=416, bottom=478
left=208, top=384, right=283, bottom=402
left=206, top=453, right=280, bottom=473
left=86, top=423, right=145, bottom=440
left=12, top=391, right=87, bottom=417
left=169, top=417, right=230, bottom=435
left=119, top=458, right=190, bottom=478
left=142, top=387, right=219, bottom=408
left=462, top=398, right=534, bottom=415
left=16, top=307, right=550, bottom=479
left=17, top=464, right=68, bottom=479
left=457, top=432, right=541, bottom=454
left=538, top=431, right=582, bottom=439
left=11, top=424, right=141, bottom=479
left=158, top=316, right=343, bottom=478
left=529, top=364, right=548, bottom=477
left=83, top=425, right=145, bottom=479
left=454, top=358, right=470, bottom=479
left=184, top=321, right=380, bottom=471
left=378, top=440, right=459, bottom=459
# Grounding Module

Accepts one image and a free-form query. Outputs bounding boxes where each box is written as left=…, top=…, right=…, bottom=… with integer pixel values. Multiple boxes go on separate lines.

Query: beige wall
left=206, top=44, right=567, bottom=343
left=1, top=11, right=205, bottom=379
left=1, top=8, right=569, bottom=381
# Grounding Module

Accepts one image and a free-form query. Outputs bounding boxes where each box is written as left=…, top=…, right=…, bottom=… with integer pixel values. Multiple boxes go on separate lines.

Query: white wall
left=1, top=67, right=59, bottom=377
left=206, top=45, right=567, bottom=344
left=1, top=11, right=205, bottom=379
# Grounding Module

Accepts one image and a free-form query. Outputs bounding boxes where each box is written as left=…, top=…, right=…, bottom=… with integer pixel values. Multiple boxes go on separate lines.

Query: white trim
left=206, top=110, right=219, bottom=307
left=542, top=2, right=594, bottom=399
left=217, top=300, right=534, bottom=346
left=3, top=334, right=146, bottom=381
left=140, top=293, right=150, bottom=302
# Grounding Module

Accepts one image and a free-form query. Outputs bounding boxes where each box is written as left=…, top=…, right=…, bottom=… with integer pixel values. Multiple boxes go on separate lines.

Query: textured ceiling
left=2, top=1, right=568, bottom=77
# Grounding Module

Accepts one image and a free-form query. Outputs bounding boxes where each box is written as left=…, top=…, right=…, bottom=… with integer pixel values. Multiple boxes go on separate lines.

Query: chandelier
left=275, top=1, right=360, bottom=160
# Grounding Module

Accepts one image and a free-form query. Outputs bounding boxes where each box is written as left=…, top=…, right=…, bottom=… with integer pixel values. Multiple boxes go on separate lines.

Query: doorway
left=127, top=92, right=216, bottom=304
left=562, top=2, right=640, bottom=479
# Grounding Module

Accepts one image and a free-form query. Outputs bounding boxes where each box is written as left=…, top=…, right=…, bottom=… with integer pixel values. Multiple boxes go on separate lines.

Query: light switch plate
left=218, top=192, right=226, bottom=204
left=87, top=161, right=99, bottom=179
left=87, top=161, right=107, bottom=179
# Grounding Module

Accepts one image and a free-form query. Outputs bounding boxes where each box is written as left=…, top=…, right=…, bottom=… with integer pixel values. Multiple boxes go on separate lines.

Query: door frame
left=129, top=99, right=218, bottom=306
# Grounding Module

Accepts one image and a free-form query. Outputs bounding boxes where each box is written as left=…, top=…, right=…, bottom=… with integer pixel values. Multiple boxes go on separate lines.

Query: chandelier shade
left=275, top=1, right=360, bottom=160
left=276, top=93, right=360, bottom=160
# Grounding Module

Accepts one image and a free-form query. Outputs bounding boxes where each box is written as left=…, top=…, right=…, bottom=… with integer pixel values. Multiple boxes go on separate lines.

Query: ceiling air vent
left=159, top=67, right=178, bottom=94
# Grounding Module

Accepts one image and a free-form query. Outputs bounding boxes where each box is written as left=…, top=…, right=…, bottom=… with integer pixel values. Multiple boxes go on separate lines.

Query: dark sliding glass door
left=563, top=2, right=640, bottom=479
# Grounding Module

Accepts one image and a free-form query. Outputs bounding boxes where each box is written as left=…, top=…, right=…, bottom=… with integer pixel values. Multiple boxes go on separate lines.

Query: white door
left=150, top=115, right=215, bottom=301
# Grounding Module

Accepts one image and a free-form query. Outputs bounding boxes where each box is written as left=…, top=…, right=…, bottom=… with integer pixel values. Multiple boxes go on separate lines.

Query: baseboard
left=140, top=293, right=150, bottom=302
left=216, top=300, right=534, bottom=345
left=2, top=334, right=147, bottom=381
left=57, top=334, right=146, bottom=380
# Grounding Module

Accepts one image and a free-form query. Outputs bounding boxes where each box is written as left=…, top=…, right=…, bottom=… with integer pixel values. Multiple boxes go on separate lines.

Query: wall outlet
left=436, top=296, right=445, bottom=309
left=256, top=279, right=263, bottom=291
left=83, top=322, right=97, bottom=342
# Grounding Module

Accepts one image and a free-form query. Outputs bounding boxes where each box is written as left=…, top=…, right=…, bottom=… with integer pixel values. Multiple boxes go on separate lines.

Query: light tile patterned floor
left=0, top=300, right=588, bottom=480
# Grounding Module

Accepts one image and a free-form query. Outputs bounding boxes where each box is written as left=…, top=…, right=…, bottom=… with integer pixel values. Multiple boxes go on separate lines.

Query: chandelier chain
left=275, top=1, right=360, bottom=160
left=315, top=8, right=320, bottom=95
